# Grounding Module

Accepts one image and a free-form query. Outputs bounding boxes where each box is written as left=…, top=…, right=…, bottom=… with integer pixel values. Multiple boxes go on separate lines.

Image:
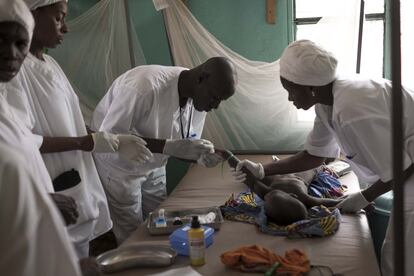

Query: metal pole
left=124, top=0, right=136, bottom=68
left=390, top=0, right=404, bottom=275
left=356, top=0, right=365, bottom=73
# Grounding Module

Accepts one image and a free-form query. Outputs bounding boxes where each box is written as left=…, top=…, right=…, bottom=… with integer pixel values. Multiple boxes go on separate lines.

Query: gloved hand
left=197, top=153, right=223, bottom=168
left=117, top=135, right=153, bottom=164
left=163, top=139, right=214, bottom=160
left=231, top=159, right=265, bottom=182
left=50, top=193, right=79, bottom=226
left=336, top=191, right=370, bottom=213
left=91, top=132, right=119, bottom=153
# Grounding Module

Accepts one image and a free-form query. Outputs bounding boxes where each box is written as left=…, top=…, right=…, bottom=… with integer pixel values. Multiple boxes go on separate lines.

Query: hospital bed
left=107, top=155, right=380, bottom=276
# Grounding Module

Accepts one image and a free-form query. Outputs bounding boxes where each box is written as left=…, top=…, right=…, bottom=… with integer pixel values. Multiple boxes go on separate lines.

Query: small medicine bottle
left=188, top=216, right=205, bottom=266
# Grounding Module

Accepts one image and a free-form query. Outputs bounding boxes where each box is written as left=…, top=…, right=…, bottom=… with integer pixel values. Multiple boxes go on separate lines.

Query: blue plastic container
left=367, top=191, right=392, bottom=262
left=169, top=224, right=214, bottom=256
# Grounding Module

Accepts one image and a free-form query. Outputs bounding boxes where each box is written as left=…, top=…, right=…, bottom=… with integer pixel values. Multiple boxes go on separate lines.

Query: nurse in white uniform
left=4, top=0, right=152, bottom=258
left=0, top=1, right=81, bottom=275
left=234, top=40, right=414, bottom=275
left=92, top=57, right=236, bottom=243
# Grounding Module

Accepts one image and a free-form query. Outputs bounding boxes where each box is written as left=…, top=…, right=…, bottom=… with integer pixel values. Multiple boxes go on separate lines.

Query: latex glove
left=91, top=132, right=119, bottom=153
left=50, top=193, right=79, bottom=226
left=79, top=257, right=101, bottom=276
left=117, top=135, right=153, bottom=164
left=163, top=139, right=214, bottom=160
left=336, top=191, right=370, bottom=213
left=232, top=159, right=265, bottom=182
left=197, top=152, right=223, bottom=168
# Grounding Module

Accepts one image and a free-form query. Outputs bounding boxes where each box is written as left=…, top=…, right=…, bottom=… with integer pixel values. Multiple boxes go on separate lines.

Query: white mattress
left=113, top=155, right=380, bottom=276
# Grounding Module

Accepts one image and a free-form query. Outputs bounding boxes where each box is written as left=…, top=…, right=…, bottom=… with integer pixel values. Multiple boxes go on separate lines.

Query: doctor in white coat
left=4, top=0, right=153, bottom=258
left=0, top=1, right=82, bottom=275
left=233, top=40, right=414, bottom=275
left=92, top=57, right=237, bottom=243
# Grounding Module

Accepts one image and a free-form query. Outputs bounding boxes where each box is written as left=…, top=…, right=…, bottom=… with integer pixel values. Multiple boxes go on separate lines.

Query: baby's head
left=264, top=190, right=307, bottom=226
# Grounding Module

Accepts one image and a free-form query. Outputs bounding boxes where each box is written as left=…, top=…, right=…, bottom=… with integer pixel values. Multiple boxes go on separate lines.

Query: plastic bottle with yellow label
left=188, top=216, right=205, bottom=266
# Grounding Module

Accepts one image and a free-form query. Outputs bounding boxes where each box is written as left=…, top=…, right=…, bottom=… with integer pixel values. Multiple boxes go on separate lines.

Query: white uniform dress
left=5, top=53, right=112, bottom=257
left=305, top=75, right=414, bottom=275
left=91, top=65, right=206, bottom=243
left=0, top=144, right=81, bottom=276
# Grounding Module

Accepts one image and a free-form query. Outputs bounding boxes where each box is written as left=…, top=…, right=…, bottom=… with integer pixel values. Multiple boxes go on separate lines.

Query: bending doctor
left=234, top=40, right=414, bottom=275
left=92, top=57, right=237, bottom=243
left=4, top=0, right=152, bottom=258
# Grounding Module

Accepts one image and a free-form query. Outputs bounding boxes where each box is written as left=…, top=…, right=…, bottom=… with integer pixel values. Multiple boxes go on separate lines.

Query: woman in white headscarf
left=0, top=0, right=82, bottom=275
left=3, top=0, right=154, bottom=257
left=233, top=39, right=414, bottom=276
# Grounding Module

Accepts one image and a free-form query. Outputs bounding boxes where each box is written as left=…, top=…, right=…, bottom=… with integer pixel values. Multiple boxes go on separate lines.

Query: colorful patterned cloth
left=220, top=192, right=341, bottom=238
left=308, top=171, right=347, bottom=198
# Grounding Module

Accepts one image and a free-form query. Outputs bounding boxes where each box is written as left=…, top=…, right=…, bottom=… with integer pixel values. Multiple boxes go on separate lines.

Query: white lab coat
left=305, top=75, right=414, bottom=276
left=0, top=86, right=53, bottom=193
left=91, top=65, right=206, bottom=242
left=5, top=53, right=112, bottom=256
left=0, top=144, right=81, bottom=276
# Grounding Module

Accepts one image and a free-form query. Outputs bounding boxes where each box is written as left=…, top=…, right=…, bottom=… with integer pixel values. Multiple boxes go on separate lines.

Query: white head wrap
left=280, top=40, right=338, bottom=86
left=0, top=0, right=34, bottom=41
left=24, top=0, right=68, bottom=11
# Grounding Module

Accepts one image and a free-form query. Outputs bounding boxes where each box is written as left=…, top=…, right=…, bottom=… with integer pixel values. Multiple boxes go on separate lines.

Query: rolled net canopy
left=50, top=0, right=146, bottom=123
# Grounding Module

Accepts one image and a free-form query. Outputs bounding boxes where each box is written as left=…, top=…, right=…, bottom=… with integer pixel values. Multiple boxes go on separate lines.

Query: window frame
left=292, top=0, right=386, bottom=76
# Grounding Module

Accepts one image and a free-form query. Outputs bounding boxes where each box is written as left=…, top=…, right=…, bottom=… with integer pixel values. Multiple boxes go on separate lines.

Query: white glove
left=231, top=159, right=265, bottom=183
left=197, top=153, right=223, bottom=168
left=336, top=191, right=370, bottom=213
left=117, top=135, right=153, bottom=164
left=91, top=132, right=119, bottom=153
left=163, top=139, right=214, bottom=160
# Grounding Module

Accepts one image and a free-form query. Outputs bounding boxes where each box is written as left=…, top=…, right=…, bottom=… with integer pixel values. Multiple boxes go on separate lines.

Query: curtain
left=153, top=0, right=360, bottom=151
left=50, top=0, right=146, bottom=123
left=154, top=0, right=311, bottom=151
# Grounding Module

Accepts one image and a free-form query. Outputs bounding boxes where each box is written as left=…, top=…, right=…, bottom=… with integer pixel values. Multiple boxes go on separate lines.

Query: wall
left=65, top=0, right=292, bottom=193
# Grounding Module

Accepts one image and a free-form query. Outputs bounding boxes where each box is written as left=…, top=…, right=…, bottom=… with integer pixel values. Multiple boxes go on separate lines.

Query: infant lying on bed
left=218, top=150, right=341, bottom=226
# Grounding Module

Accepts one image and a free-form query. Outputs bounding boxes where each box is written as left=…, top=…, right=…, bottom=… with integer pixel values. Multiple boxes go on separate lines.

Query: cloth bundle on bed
left=220, top=191, right=341, bottom=238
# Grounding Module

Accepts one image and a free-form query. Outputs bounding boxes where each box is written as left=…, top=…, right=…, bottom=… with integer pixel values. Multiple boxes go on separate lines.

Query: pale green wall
left=65, top=0, right=293, bottom=193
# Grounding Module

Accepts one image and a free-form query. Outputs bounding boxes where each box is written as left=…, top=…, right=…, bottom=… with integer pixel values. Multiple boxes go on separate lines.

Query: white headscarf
left=280, top=40, right=338, bottom=86
left=0, top=0, right=34, bottom=41
left=24, top=0, right=68, bottom=11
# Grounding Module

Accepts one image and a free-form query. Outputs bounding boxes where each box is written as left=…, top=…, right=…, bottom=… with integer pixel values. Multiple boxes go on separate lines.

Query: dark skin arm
left=263, top=150, right=326, bottom=176
left=140, top=137, right=196, bottom=162
left=361, top=164, right=414, bottom=202
left=49, top=193, right=79, bottom=226
left=40, top=136, right=94, bottom=153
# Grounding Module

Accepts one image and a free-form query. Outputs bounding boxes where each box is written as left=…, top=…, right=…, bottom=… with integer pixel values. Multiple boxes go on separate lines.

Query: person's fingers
left=131, top=135, right=147, bottom=145
left=235, top=161, right=245, bottom=171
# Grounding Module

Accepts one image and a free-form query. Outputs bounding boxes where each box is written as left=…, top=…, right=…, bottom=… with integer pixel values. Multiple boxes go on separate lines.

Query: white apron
left=0, top=144, right=81, bottom=276
left=305, top=75, right=414, bottom=275
left=5, top=54, right=112, bottom=249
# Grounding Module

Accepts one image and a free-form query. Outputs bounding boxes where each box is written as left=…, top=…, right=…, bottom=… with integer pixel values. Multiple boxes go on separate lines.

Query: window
left=292, top=0, right=385, bottom=122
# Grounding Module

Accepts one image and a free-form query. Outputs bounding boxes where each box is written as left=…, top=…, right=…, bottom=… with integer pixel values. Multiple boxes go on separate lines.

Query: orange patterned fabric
left=220, top=245, right=310, bottom=275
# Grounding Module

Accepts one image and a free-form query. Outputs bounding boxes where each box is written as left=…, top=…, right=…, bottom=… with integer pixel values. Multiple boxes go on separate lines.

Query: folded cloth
left=220, top=191, right=341, bottom=238
left=308, top=171, right=347, bottom=199
left=220, top=245, right=310, bottom=275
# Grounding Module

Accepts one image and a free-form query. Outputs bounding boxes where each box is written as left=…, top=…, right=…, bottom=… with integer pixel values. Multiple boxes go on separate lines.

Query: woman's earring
left=311, top=90, right=316, bottom=97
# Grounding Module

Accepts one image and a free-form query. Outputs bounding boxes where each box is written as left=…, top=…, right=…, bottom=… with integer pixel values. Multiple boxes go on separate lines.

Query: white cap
left=0, top=0, right=34, bottom=41
left=24, top=0, right=68, bottom=10
left=280, top=40, right=338, bottom=86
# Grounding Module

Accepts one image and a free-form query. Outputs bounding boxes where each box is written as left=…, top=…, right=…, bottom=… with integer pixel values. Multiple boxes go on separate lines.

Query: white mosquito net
left=154, top=0, right=361, bottom=151
left=50, top=0, right=146, bottom=123
left=154, top=0, right=311, bottom=151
